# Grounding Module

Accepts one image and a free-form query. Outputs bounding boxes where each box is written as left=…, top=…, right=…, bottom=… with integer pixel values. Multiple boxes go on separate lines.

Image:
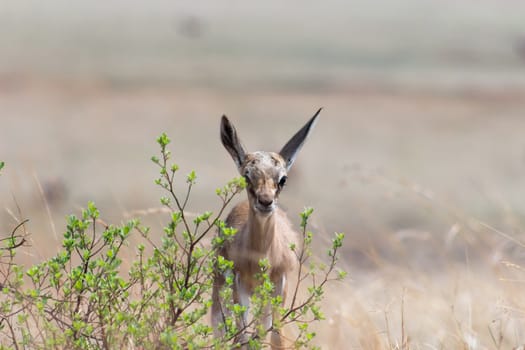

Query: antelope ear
left=220, top=115, right=246, bottom=170
left=279, top=108, right=321, bottom=170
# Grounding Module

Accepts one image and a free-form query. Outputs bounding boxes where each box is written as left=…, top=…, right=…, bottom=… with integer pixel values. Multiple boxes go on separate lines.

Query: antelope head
left=220, top=108, right=321, bottom=215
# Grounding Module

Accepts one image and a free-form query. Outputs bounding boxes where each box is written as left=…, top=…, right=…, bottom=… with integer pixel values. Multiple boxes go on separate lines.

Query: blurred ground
left=2, top=0, right=525, bottom=348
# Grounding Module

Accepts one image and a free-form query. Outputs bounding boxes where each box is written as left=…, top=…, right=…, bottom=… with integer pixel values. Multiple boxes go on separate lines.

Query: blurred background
left=2, top=0, right=525, bottom=348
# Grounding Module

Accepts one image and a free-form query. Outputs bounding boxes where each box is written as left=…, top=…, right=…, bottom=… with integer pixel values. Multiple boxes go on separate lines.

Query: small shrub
left=0, top=135, right=344, bottom=349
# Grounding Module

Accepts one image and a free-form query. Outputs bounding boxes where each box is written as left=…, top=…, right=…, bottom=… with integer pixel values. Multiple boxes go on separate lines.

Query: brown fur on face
left=241, top=152, right=288, bottom=214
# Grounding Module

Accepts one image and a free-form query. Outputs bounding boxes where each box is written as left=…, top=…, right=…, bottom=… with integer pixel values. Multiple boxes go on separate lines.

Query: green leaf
left=332, top=232, right=345, bottom=249
left=74, top=279, right=83, bottom=291
left=157, top=133, right=171, bottom=148
left=160, top=196, right=171, bottom=206
left=193, top=211, right=212, bottom=225
left=187, top=170, right=197, bottom=184
left=300, top=207, right=314, bottom=228
left=87, top=201, right=99, bottom=219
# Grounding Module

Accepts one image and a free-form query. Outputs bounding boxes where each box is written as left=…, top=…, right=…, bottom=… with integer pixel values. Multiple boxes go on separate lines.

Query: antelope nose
left=257, top=195, right=274, bottom=208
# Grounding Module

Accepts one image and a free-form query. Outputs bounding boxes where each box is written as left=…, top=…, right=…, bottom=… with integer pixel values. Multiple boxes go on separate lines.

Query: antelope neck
left=247, top=206, right=276, bottom=253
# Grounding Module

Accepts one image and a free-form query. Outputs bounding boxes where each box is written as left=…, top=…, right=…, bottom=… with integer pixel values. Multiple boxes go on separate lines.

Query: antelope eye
left=278, top=175, right=287, bottom=188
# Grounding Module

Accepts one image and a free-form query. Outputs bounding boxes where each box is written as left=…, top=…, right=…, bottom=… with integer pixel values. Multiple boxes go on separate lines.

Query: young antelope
left=212, top=109, right=321, bottom=349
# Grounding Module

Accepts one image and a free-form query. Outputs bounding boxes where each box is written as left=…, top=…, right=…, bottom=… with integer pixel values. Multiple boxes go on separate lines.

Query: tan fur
left=219, top=201, right=298, bottom=290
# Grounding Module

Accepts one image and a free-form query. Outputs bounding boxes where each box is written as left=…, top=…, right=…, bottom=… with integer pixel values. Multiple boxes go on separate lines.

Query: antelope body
left=212, top=109, right=321, bottom=349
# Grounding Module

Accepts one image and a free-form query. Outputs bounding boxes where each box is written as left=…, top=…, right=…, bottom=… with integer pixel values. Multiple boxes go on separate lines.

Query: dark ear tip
left=312, top=107, right=323, bottom=120
left=307, top=107, right=322, bottom=129
left=221, top=114, right=233, bottom=133
left=221, top=115, right=232, bottom=132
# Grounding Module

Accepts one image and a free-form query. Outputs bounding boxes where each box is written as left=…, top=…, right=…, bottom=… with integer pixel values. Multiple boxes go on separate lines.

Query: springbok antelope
left=212, top=109, right=321, bottom=349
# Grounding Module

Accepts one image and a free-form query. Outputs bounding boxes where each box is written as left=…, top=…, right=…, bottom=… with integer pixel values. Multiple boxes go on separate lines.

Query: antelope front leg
left=212, top=270, right=233, bottom=339
left=268, top=273, right=287, bottom=349
left=234, top=274, right=251, bottom=348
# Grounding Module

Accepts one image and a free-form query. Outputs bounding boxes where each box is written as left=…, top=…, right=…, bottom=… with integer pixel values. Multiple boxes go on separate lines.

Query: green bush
left=0, top=135, right=344, bottom=349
